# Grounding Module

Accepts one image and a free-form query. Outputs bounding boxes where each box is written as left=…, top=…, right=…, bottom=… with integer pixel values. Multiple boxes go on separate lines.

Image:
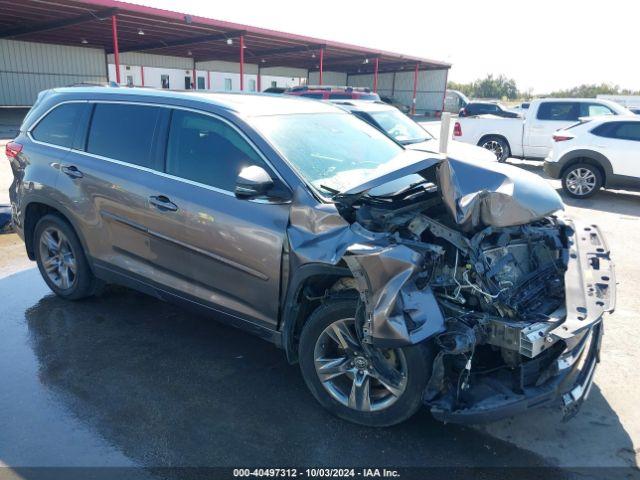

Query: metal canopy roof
left=0, top=0, right=450, bottom=75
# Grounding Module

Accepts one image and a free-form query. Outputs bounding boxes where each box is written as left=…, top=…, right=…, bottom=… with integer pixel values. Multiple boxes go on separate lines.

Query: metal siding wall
left=195, top=59, right=258, bottom=74
left=0, top=39, right=106, bottom=106
left=387, top=69, right=448, bottom=113
left=347, top=72, right=395, bottom=99
left=259, top=66, right=307, bottom=78
left=308, top=71, right=347, bottom=86
left=107, top=52, right=193, bottom=69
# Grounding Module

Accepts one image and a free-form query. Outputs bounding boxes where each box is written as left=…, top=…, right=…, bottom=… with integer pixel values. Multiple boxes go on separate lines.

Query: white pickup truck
left=453, top=98, right=632, bottom=162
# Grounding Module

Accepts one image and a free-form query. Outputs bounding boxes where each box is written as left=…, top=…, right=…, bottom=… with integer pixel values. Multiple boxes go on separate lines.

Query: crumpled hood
left=406, top=138, right=497, bottom=163
left=437, top=157, right=564, bottom=230
left=336, top=153, right=564, bottom=230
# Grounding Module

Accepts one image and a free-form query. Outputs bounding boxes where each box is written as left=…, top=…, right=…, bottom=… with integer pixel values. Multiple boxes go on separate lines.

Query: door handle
left=149, top=195, right=178, bottom=212
left=61, top=165, right=83, bottom=178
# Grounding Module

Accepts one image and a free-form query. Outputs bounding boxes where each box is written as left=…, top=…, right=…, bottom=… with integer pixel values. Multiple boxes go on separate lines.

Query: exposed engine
left=340, top=182, right=573, bottom=413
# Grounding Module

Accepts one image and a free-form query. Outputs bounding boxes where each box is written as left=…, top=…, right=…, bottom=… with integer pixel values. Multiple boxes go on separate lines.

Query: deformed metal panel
left=0, top=39, right=106, bottom=106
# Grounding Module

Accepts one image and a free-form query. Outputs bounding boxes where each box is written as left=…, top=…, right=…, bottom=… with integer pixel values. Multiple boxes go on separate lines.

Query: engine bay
left=338, top=181, right=574, bottom=413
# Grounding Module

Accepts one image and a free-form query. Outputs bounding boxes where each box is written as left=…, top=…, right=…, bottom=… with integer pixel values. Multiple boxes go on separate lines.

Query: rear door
left=141, top=108, right=291, bottom=328
left=57, top=101, right=168, bottom=278
left=524, top=101, right=580, bottom=158
left=593, top=121, right=640, bottom=178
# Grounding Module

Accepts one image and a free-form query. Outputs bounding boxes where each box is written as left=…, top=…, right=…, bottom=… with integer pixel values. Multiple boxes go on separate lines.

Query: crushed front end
left=306, top=156, right=616, bottom=423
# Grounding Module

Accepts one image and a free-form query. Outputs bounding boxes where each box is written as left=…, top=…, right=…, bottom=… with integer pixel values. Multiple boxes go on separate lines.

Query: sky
left=128, top=0, right=636, bottom=94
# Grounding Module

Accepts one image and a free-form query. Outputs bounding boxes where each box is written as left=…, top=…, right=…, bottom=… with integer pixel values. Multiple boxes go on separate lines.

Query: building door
left=197, top=76, right=206, bottom=90
left=184, top=76, right=192, bottom=90
left=161, top=74, right=170, bottom=89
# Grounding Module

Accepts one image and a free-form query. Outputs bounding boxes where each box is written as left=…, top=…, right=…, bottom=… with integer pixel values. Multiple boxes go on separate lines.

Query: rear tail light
left=552, top=134, right=573, bottom=142
left=5, top=141, right=23, bottom=158
left=453, top=122, right=462, bottom=137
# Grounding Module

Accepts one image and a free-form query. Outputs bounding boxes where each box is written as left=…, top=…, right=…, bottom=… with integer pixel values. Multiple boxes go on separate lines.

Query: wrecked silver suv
left=10, top=89, right=614, bottom=426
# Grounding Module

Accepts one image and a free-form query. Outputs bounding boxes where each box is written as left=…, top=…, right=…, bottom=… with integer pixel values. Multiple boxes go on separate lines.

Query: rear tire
left=561, top=163, right=602, bottom=199
left=34, top=214, right=101, bottom=300
left=479, top=136, right=510, bottom=162
left=299, top=298, right=433, bottom=427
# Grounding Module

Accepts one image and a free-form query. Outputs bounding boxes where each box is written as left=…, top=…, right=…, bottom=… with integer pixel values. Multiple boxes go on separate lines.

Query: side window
left=591, top=123, right=618, bottom=138
left=537, top=102, right=579, bottom=121
left=31, top=103, right=85, bottom=148
left=166, top=110, right=267, bottom=191
left=612, top=122, right=640, bottom=141
left=300, top=93, right=324, bottom=99
left=581, top=103, right=615, bottom=117
left=87, top=103, right=162, bottom=169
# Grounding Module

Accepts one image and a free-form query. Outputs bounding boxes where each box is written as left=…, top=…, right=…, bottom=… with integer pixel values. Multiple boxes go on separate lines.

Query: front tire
left=299, top=298, right=433, bottom=427
left=561, top=163, right=602, bottom=199
left=34, top=214, right=101, bottom=300
left=479, top=136, right=510, bottom=162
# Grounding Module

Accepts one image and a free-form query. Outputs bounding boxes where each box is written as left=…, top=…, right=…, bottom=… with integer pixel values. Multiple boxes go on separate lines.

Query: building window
left=161, top=74, right=170, bottom=89
left=249, top=79, right=256, bottom=92
left=224, top=78, right=233, bottom=91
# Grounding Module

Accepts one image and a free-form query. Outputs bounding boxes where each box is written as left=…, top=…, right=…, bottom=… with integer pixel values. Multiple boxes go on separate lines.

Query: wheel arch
left=280, top=263, right=355, bottom=364
left=23, top=197, right=91, bottom=265
left=477, top=134, right=511, bottom=154
left=558, top=150, right=613, bottom=186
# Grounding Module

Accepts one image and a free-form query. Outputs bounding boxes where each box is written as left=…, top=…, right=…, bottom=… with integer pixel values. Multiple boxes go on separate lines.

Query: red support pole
left=207, top=71, right=211, bottom=90
left=373, top=57, right=379, bottom=93
left=257, top=66, right=261, bottom=92
left=111, top=15, right=120, bottom=84
left=411, top=63, right=419, bottom=115
left=318, top=48, right=324, bottom=86
left=140, top=65, right=144, bottom=86
left=192, top=68, right=196, bottom=90
left=239, top=35, right=245, bottom=91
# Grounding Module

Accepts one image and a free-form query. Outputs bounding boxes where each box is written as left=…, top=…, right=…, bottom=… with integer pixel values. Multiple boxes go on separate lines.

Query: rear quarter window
left=31, top=102, right=86, bottom=148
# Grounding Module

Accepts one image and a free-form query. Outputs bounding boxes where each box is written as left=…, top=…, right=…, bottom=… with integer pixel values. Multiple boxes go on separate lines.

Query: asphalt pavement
left=0, top=112, right=638, bottom=479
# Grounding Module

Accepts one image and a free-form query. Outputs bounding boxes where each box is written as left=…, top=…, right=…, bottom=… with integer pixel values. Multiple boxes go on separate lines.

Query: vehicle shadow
left=478, top=383, right=639, bottom=472
left=508, top=159, right=640, bottom=218
left=15, top=277, right=569, bottom=474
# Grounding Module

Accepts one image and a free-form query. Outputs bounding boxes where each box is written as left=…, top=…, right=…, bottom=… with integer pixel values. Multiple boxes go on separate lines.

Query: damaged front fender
left=344, top=244, right=445, bottom=348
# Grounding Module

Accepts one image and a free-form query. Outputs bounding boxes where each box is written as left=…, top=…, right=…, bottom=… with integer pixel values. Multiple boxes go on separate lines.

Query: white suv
left=544, top=116, right=640, bottom=198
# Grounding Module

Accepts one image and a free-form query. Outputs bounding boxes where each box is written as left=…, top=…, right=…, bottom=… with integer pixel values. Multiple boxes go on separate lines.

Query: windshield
left=251, top=113, right=405, bottom=194
left=367, top=109, right=432, bottom=144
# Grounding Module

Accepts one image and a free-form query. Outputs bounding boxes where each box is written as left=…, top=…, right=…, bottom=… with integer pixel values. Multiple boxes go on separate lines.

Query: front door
left=141, top=108, right=290, bottom=328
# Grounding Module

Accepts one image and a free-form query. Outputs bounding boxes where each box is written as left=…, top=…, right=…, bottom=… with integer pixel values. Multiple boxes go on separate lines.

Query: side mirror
left=235, top=165, right=274, bottom=199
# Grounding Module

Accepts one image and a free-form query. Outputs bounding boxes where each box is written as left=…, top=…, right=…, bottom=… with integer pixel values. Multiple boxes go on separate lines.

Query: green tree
left=545, top=83, right=640, bottom=98
left=448, top=74, right=520, bottom=100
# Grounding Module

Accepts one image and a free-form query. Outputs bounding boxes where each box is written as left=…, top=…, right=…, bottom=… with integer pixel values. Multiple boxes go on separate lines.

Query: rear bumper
left=430, top=321, right=602, bottom=424
left=543, top=159, right=562, bottom=178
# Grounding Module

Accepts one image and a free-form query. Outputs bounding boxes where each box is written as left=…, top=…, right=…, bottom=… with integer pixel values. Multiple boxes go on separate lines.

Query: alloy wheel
left=313, top=318, right=408, bottom=412
left=565, top=168, right=597, bottom=196
left=38, top=227, right=77, bottom=290
left=482, top=140, right=505, bottom=160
